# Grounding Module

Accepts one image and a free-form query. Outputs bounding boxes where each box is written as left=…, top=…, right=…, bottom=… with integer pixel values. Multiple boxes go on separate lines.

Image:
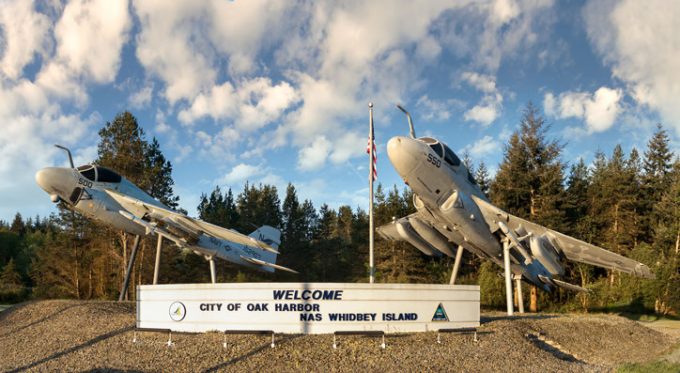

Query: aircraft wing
left=471, top=194, right=654, bottom=279
left=104, top=189, right=279, bottom=254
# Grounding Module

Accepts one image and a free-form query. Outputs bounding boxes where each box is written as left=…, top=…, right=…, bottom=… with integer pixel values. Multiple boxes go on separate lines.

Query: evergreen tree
left=1, top=258, right=21, bottom=286
left=641, top=124, right=674, bottom=240
left=647, top=161, right=680, bottom=314
left=10, top=213, right=25, bottom=236
left=492, top=103, right=565, bottom=230
left=491, top=103, right=566, bottom=311
left=474, top=161, right=491, bottom=197
left=145, top=138, right=179, bottom=208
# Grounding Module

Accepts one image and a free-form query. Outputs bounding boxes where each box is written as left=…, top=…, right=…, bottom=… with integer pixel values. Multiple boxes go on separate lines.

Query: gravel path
left=0, top=300, right=674, bottom=372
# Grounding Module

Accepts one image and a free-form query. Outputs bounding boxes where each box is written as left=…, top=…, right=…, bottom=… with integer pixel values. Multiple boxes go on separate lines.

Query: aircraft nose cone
left=386, top=136, right=421, bottom=178
left=35, top=167, right=75, bottom=202
left=35, top=168, right=57, bottom=193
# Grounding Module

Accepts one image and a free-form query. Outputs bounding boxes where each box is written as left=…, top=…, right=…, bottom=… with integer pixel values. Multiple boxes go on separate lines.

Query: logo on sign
left=432, top=303, right=449, bottom=322
left=169, top=301, right=186, bottom=321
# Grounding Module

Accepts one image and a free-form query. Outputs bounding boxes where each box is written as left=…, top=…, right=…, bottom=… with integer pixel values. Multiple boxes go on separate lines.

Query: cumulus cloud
left=416, top=95, right=465, bottom=122
left=129, top=83, right=154, bottom=109
left=134, top=0, right=292, bottom=104
left=0, top=0, right=51, bottom=80
left=217, top=163, right=265, bottom=185
left=461, top=135, right=501, bottom=159
left=584, top=0, right=680, bottom=134
left=543, top=87, right=622, bottom=133
left=178, top=78, right=299, bottom=130
left=53, top=0, right=131, bottom=83
left=435, top=0, right=555, bottom=72
left=462, top=72, right=503, bottom=126
left=297, top=136, right=331, bottom=171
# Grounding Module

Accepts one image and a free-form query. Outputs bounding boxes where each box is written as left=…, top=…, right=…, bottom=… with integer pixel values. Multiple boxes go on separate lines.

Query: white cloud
left=543, top=87, right=622, bottom=133
left=129, top=83, right=153, bottom=109
left=329, top=132, right=364, bottom=165
left=178, top=78, right=299, bottom=130
left=134, top=0, right=292, bottom=104
left=463, top=93, right=503, bottom=127
left=217, top=163, right=265, bottom=185
left=297, top=136, right=331, bottom=171
left=0, top=0, right=51, bottom=80
left=416, top=95, right=464, bottom=122
left=461, top=71, right=504, bottom=126
left=462, top=135, right=501, bottom=158
left=436, top=0, right=555, bottom=72
left=584, top=0, right=680, bottom=135
left=53, top=0, right=131, bottom=83
left=461, top=72, right=497, bottom=93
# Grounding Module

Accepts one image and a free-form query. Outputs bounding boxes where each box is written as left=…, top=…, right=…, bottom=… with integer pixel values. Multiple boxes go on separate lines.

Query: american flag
left=367, top=123, right=377, bottom=181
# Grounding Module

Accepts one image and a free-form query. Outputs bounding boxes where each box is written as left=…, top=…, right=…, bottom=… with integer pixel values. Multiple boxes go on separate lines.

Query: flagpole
left=368, top=102, right=375, bottom=284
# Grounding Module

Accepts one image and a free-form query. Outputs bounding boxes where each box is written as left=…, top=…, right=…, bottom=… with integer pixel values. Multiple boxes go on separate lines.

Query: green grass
left=0, top=304, right=11, bottom=313
left=617, top=361, right=680, bottom=373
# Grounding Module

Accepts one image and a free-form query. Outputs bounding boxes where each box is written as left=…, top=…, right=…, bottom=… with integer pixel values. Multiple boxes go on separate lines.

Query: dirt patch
left=0, top=301, right=673, bottom=372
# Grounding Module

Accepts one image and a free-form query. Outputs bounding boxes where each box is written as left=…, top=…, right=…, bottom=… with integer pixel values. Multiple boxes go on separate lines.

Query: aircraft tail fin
left=249, top=225, right=281, bottom=263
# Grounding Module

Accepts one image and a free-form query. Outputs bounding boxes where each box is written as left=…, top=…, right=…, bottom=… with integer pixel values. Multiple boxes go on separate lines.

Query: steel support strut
left=449, top=245, right=464, bottom=285
left=153, top=234, right=162, bottom=285
left=515, top=277, right=525, bottom=313
left=209, top=257, right=216, bottom=284
left=119, top=235, right=141, bottom=301
left=503, top=239, right=514, bottom=316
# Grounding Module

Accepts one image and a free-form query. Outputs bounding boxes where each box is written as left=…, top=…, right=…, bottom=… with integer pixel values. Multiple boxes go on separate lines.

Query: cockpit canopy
left=76, top=165, right=122, bottom=183
left=419, top=137, right=461, bottom=167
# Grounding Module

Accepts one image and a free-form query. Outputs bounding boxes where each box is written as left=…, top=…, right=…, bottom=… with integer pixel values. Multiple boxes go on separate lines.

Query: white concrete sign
left=137, top=283, right=480, bottom=334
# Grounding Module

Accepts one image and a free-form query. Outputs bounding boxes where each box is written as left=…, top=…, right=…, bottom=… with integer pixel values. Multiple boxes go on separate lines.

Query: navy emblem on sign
left=432, top=303, right=449, bottom=322
left=169, top=301, right=186, bottom=322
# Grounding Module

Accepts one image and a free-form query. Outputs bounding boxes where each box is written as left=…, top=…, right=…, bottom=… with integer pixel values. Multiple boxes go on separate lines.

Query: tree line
left=0, top=107, right=677, bottom=315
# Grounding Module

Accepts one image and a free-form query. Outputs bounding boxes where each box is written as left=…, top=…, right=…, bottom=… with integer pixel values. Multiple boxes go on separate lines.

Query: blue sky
left=1, top=0, right=678, bottom=222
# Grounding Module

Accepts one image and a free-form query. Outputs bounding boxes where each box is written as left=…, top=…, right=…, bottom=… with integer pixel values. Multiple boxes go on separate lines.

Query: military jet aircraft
left=35, top=145, right=296, bottom=300
left=377, top=106, right=654, bottom=315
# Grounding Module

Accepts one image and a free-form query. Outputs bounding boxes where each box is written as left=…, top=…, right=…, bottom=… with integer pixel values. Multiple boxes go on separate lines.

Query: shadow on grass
left=6, top=325, right=134, bottom=373
left=202, top=334, right=302, bottom=372
left=0, top=302, right=83, bottom=338
left=481, top=314, right=558, bottom=323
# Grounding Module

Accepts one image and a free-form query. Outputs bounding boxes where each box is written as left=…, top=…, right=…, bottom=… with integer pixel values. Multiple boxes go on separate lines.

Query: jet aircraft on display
left=35, top=146, right=296, bottom=300
left=377, top=106, right=654, bottom=314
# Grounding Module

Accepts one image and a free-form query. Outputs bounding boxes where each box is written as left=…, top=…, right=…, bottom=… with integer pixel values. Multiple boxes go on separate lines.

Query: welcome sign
left=137, top=283, right=480, bottom=334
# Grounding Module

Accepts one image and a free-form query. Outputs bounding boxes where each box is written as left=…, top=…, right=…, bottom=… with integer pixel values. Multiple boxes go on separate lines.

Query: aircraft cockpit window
left=443, top=144, right=461, bottom=167
left=428, top=143, right=444, bottom=157
left=77, top=165, right=96, bottom=181
left=96, top=167, right=122, bottom=183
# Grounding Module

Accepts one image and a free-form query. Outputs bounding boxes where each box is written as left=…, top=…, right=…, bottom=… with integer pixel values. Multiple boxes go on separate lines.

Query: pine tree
left=1, top=258, right=21, bottom=287
left=145, top=138, right=179, bottom=208
left=9, top=213, right=25, bottom=236
left=647, top=160, right=680, bottom=314
left=641, top=124, right=674, bottom=241
left=474, top=161, right=491, bottom=197
left=491, top=103, right=566, bottom=311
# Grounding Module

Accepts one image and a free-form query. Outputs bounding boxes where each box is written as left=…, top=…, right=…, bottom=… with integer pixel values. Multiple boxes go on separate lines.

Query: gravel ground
left=0, top=300, right=675, bottom=372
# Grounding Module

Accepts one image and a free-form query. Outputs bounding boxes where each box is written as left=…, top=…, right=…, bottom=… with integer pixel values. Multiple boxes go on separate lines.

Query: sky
left=1, top=0, right=679, bottom=222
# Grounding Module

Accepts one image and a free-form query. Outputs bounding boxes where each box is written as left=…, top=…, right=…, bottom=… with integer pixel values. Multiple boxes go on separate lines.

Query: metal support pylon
left=503, top=238, right=514, bottom=316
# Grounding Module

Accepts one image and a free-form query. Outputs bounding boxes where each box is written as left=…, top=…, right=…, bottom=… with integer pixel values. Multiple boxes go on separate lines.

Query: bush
left=0, top=284, right=29, bottom=303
